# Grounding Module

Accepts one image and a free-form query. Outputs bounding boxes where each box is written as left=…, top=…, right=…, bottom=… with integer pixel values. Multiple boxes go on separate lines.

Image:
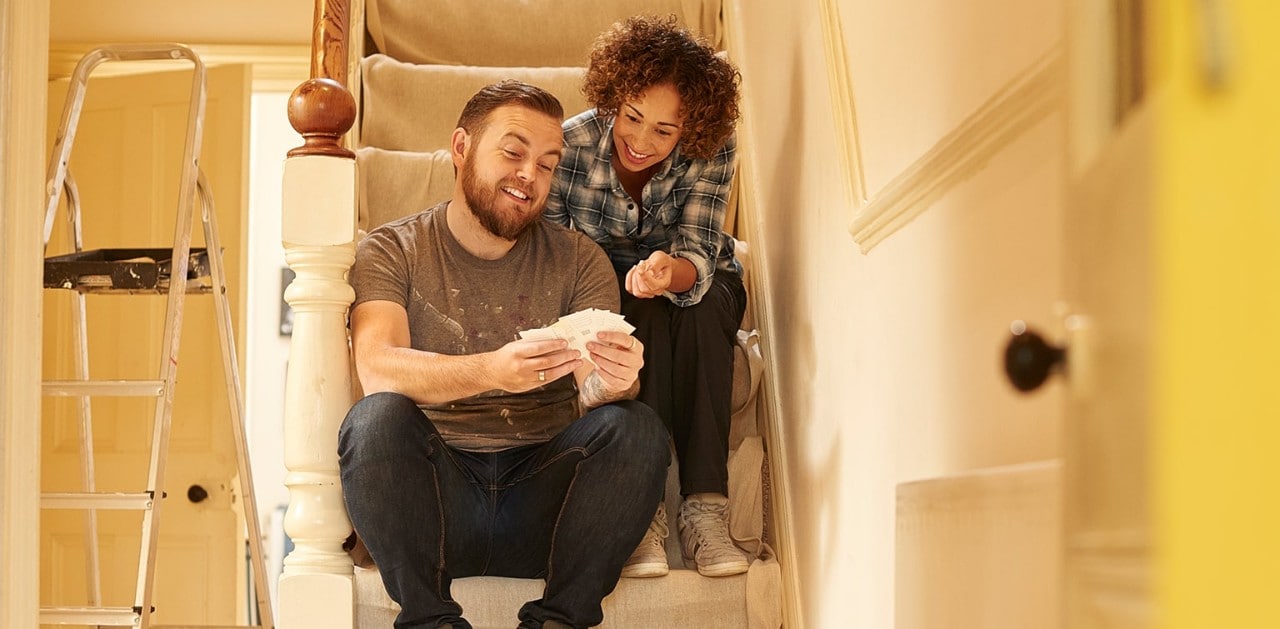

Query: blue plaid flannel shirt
left=545, top=109, right=740, bottom=307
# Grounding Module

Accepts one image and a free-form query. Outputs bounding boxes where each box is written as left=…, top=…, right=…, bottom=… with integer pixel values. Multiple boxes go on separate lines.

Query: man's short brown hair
left=456, top=80, right=565, bottom=137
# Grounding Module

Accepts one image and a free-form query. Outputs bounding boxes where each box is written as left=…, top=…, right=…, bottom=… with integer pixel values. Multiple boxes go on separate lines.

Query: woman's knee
left=702, top=273, right=748, bottom=327
left=621, top=294, right=671, bottom=323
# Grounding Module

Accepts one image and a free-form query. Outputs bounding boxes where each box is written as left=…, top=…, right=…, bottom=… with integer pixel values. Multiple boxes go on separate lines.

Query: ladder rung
left=40, top=605, right=140, bottom=625
left=43, top=379, right=165, bottom=397
left=42, top=492, right=154, bottom=510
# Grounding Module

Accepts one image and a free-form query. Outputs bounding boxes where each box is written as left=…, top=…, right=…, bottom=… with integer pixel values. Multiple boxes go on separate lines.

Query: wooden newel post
left=278, top=1, right=357, bottom=627
left=287, top=78, right=356, bottom=159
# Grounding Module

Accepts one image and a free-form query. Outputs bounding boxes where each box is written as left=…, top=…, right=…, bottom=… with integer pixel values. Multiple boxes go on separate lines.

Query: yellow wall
left=1153, top=1, right=1280, bottom=627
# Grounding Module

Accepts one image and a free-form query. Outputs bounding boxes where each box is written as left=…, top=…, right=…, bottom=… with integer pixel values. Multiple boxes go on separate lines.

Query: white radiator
left=896, top=460, right=1061, bottom=629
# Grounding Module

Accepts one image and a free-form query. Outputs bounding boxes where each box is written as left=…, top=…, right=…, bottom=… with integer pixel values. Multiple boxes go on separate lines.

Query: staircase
left=277, top=1, right=781, bottom=627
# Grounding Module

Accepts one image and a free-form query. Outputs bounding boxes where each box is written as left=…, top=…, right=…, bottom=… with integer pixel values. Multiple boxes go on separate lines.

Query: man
left=339, top=81, right=670, bottom=629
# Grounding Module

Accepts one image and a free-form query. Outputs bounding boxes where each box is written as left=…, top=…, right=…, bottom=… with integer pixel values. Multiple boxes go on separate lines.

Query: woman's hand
left=625, top=251, right=676, bottom=298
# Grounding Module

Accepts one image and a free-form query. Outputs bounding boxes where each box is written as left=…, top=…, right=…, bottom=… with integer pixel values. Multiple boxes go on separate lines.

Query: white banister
left=277, top=60, right=358, bottom=626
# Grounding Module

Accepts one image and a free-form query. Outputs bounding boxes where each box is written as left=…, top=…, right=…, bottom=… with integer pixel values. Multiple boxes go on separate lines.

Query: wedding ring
left=538, top=370, right=546, bottom=382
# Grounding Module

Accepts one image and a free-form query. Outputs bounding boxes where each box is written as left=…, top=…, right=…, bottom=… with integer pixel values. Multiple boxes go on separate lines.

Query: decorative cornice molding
left=49, top=43, right=310, bottom=91
left=846, top=48, right=1066, bottom=253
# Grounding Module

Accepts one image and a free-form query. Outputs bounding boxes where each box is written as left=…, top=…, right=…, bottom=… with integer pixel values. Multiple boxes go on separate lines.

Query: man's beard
left=460, top=158, right=542, bottom=241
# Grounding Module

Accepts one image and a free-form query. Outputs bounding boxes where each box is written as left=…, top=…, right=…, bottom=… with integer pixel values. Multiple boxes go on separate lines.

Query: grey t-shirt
left=350, top=202, right=619, bottom=451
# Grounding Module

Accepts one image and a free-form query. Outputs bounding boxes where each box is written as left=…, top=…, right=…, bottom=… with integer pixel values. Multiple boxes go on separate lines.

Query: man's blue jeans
left=338, top=392, right=670, bottom=629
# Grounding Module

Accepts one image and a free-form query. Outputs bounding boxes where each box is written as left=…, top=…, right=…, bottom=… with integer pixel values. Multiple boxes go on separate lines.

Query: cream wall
left=246, top=91, right=296, bottom=524
left=728, top=1, right=1064, bottom=626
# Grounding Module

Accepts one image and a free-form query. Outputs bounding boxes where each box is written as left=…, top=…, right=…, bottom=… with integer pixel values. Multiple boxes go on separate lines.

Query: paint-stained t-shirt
left=349, top=201, right=619, bottom=451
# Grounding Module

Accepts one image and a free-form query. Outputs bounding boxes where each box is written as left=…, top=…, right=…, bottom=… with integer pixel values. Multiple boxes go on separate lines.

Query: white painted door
left=1060, top=16, right=1153, bottom=626
left=994, top=1, right=1158, bottom=625
left=41, top=62, right=251, bottom=626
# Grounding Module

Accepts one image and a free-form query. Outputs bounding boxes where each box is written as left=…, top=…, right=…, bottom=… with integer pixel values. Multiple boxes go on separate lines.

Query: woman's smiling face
left=611, top=82, right=684, bottom=173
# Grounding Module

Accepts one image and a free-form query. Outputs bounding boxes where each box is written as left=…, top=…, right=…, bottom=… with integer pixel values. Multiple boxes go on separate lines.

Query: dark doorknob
left=187, top=484, right=209, bottom=503
left=1004, top=321, right=1065, bottom=392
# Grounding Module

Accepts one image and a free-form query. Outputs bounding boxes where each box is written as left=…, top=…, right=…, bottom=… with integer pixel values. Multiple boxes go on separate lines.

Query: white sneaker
left=678, top=494, right=749, bottom=577
left=621, top=502, right=669, bottom=578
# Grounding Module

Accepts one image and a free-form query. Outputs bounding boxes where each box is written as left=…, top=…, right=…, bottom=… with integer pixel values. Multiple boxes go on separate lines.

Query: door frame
left=1, top=1, right=50, bottom=627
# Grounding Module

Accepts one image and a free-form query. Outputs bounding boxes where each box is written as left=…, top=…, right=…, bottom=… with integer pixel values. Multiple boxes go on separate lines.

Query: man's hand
left=578, top=330, right=644, bottom=409
left=489, top=338, right=583, bottom=392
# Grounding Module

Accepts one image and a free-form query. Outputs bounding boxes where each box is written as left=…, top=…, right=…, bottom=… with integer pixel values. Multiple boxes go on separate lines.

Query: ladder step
left=43, top=379, right=165, bottom=397
left=40, top=605, right=141, bottom=625
left=42, top=492, right=154, bottom=510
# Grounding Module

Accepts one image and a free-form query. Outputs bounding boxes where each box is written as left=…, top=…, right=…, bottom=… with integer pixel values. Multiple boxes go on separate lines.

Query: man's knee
left=339, top=391, right=422, bottom=452
left=591, top=400, right=670, bottom=463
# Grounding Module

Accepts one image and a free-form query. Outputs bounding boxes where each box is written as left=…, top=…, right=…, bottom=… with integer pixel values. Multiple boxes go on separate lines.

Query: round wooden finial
left=287, top=78, right=356, bottom=158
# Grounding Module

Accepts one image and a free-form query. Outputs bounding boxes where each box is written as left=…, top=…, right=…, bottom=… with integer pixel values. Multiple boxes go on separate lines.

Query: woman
left=545, top=15, right=747, bottom=578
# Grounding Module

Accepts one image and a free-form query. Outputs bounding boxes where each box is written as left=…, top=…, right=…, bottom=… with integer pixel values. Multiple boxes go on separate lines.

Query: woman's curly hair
left=582, top=14, right=741, bottom=161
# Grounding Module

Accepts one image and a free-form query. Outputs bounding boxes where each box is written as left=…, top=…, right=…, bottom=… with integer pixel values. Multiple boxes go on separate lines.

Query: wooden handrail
left=310, top=0, right=350, bottom=82
left=287, top=0, right=355, bottom=158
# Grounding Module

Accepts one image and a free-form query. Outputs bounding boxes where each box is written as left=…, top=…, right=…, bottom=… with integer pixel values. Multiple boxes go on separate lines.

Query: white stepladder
left=39, top=44, right=273, bottom=628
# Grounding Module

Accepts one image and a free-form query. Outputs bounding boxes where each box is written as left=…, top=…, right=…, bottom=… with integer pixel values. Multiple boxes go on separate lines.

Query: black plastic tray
left=44, top=248, right=211, bottom=291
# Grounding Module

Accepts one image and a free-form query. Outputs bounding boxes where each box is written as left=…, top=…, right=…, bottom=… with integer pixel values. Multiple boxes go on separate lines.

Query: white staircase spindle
left=278, top=66, right=359, bottom=627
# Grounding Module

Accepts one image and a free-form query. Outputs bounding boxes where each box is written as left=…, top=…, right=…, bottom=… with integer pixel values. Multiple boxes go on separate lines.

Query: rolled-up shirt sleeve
left=666, top=136, right=736, bottom=306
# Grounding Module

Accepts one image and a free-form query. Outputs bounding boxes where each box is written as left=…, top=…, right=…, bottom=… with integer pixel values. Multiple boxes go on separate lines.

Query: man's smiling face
left=459, top=104, right=564, bottom=240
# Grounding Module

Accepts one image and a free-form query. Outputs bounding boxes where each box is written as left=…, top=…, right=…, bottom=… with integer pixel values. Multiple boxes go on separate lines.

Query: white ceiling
left=50, top=0, right=314, bottom=45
